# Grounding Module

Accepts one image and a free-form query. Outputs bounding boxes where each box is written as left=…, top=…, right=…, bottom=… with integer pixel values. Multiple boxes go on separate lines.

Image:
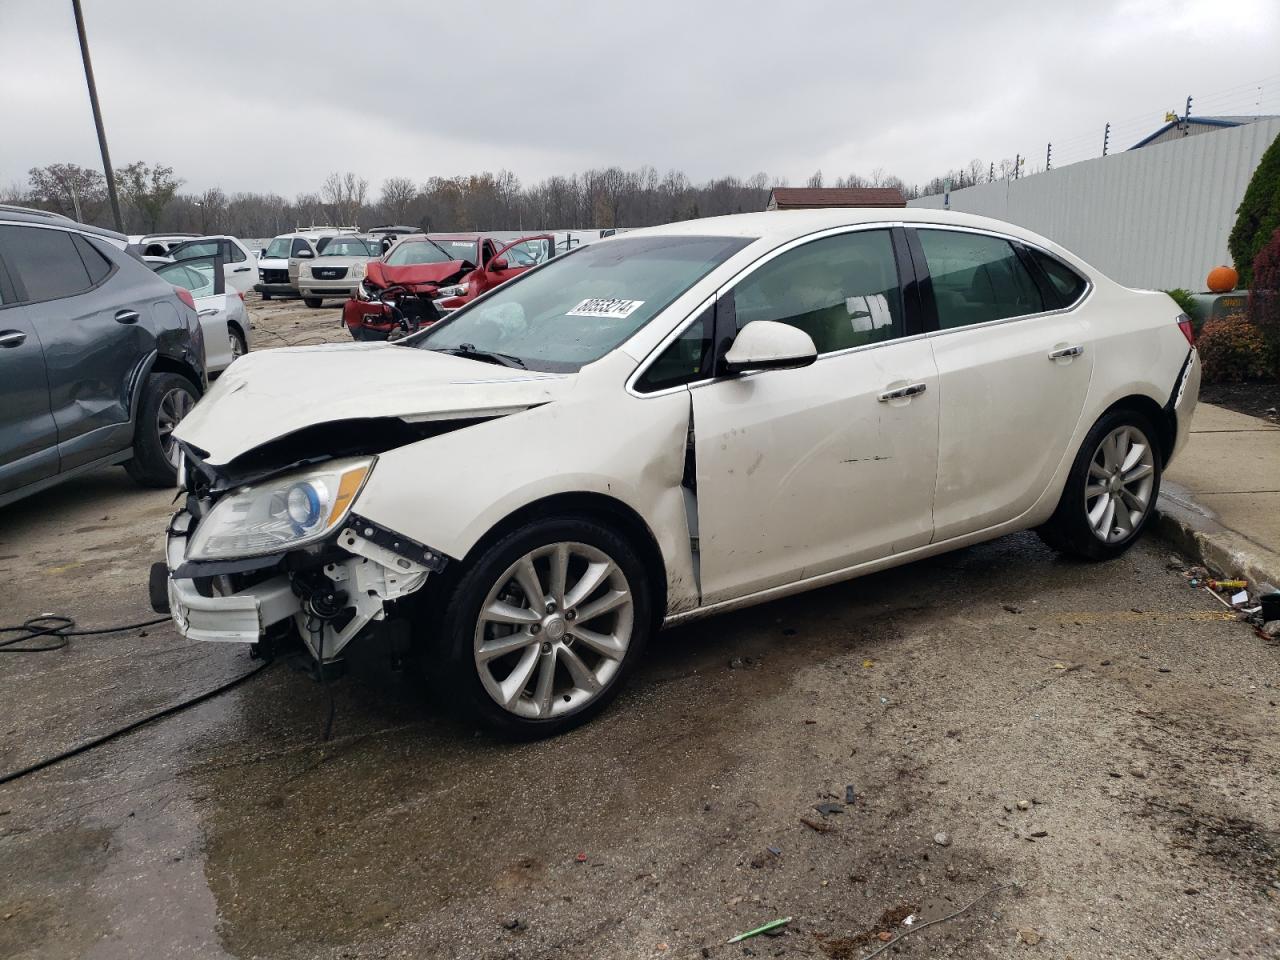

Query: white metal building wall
left=909, top=119, right=1280, bottom=290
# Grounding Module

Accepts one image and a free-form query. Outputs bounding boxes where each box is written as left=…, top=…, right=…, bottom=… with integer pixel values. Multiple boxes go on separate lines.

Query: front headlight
left=187, top=457, right=374, bottom=560
left=436, top=283, right=467, bottom=298
left=350, top=261, right=366, bottom=279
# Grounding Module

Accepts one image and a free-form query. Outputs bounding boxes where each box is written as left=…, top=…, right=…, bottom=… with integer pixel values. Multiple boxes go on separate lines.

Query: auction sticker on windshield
left=566, top=298, right=645, bottom=319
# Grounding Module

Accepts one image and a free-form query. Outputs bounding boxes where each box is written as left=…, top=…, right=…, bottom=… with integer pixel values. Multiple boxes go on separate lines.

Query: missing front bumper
left=159, top=512, right=439, bottom=661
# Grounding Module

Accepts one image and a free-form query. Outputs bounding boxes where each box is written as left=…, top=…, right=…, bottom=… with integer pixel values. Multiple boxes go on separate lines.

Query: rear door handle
left=0, top=330, right=27, bottom=348
left=878, top=382, right=927, bottom=402
left=197, top=308, right=218, bottom=317
left=1048, top=345, right=1083, bottom=359
left=114, top=309, right=140, bottom=324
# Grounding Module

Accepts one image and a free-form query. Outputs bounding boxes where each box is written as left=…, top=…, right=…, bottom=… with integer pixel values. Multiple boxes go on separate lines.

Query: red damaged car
left=342, top=232, right=555, bottom=340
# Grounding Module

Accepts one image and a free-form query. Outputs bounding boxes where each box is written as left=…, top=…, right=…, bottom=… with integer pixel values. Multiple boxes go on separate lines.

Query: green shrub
left=1197, top=314, right=1271, bottom=383
left=1164, top=287, right=1197, bottom=315
left=1229, top=132, right=1280, bottom=288
left=1247, top=228, right=1280, bottom=378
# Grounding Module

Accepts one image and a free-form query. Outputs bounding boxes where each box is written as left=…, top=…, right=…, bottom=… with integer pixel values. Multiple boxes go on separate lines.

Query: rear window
left=72, top=234, right=114, bottom=286
left=1028, top=249, right=1088, bottom=307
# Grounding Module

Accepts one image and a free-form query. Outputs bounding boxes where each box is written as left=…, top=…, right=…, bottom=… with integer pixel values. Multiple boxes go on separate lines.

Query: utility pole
left=1102, top=122, right=1111, bottom=157
left=1045, top=142, right=1052, bottom=172
left=989, top=161, right=995, bottom=183
left=72, top=0, right=123, bottom=231
left=1014, top=154, right=1022, bottom=180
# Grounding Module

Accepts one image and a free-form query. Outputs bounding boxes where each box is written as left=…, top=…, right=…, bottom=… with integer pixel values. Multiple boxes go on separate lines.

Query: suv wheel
left=261, top=291, right=272, bottom=301
left=1037, top=408, right=1162, bottom=561
left=228, top=326, right=247, bottom=360
left=124, top=372, right=199, bottom=488
left=304, top=297, right=323, bottom=309
left=437, top=516, right=652, bottom=738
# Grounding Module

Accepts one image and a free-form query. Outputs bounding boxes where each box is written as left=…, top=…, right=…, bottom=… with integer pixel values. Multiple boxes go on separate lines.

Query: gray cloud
left=2, top=0, right=1277, bottom=197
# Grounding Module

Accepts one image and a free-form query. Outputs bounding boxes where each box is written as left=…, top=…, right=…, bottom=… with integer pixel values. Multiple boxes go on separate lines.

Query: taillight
left=1176, top=312, right=1195, bottom=346
left=175, top=287, right=196, bottom=311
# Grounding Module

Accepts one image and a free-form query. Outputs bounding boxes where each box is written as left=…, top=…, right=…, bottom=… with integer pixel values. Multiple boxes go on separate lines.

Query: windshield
left=386, top=238, right=477, bottom=266
left=264, top=238, right=292, bottom=259
left=410, top=234, right=752, bottom=372
left=320, top=238, right=376, bottom=257
left=155, top=259, right=217, bottom=298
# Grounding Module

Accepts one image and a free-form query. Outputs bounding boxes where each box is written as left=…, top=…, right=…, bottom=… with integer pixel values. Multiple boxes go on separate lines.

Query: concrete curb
left=1154, top=481, right=1280, bottom=594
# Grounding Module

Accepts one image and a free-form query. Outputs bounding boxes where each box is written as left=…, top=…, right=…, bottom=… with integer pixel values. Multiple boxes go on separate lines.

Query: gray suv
left=0, top=210, right=207, bottom=507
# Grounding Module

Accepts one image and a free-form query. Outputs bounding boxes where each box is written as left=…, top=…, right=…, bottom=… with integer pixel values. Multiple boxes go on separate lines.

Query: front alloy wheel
left=157, top=386, right=195, bottom=468
left=475, top=542, right=634, bottom=720
left=1085, top=425, right=1156, bottom=543
left=439, top=516, right=651, bottom=737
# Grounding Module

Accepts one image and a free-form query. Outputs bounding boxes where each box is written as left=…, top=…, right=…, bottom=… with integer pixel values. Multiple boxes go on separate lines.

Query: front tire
left=261, top=291, right=272, bottom=301
left=1037, top=408, right=1162, bottom=560
left=437, top=516, right=652, bottom=738
left=304, top=297, right=323, bottom=309
left=124, top=372, right=199, bottom=488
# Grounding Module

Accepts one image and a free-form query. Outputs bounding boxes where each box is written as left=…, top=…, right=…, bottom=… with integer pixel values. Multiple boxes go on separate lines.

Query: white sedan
left=152, top=257, right=250, bottom=374
left=158, top=209, right=1199, bottom=737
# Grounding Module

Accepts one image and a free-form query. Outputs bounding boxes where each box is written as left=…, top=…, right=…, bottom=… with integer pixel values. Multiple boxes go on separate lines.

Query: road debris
left=727, top=917, right=792, bottom=944
left=845, top=784, right=856, bottom=804
left=933, top=831, right=952, bottom=847
left=815, top=802, right=845, bottom=816
left=800, top=815, right=833, bottom=833
left=574, top=852, right=588, bottom=863
left=1016, top=800, right=1031, bottom=811
left=1018, top=928, right=1043, bottom=945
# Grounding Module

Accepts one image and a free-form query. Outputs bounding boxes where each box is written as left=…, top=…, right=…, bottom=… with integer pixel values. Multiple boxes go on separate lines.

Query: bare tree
left=379, top=176, right=417, bottom=223
left=28, top=163, right=107, bottom=221
left=321, top=171, right=369, bottom=226
left=806, top=169, right=824, bottom=188
left=113, top=161, right=182, bottom=232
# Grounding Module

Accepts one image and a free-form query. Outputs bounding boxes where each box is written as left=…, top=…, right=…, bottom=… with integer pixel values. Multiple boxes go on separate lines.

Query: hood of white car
left=175, top=341, right=573, bottom=465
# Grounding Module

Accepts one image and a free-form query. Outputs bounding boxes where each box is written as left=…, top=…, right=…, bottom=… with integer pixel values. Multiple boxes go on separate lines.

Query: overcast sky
left=2, top=0, right=1278, bottom=198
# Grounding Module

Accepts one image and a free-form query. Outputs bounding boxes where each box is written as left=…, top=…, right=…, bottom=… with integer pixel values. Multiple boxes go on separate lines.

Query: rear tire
left=124, top=372, right=199, bottom=488
left=435, top=515, right=652, bottom=739
left=304, top=297, right=323, bottom=309
left=228, top=325, right=247, bottom=360
left=1037, top=408, right=1162, bottom=561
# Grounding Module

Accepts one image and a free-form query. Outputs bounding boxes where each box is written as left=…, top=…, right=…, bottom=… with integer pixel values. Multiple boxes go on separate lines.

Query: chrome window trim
left=624, top=222, right=907, bottom=399
left=908, top=223, right=1094, bottom=336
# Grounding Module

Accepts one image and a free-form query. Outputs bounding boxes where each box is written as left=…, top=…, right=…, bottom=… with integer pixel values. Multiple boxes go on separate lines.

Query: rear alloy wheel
left=440, top=518, right=651, bottom=737
left=125, top=372, right=199, bottom=487
left=228, top=327, right=247, bottom=360
left=1037, top=409, right=1162, bottom=560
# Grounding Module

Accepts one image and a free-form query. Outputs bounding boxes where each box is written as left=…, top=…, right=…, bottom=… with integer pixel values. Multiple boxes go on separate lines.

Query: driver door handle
left=114, top=309, right=139, bottom=324
left=878, top=382, right=927, bottom=402
left=1048, top=345, right=1083, bottom=359
left=233, top=267, right=250, bottom=272
left=197, top=308, right=218, bottom=317
left=0, top=330, right=27, bottom=348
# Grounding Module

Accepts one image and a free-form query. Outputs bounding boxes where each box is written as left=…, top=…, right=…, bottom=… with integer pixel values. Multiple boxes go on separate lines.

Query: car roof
left=0, top=208, right=129, bottom=243
left=621, top=208, right=1063, bottom=249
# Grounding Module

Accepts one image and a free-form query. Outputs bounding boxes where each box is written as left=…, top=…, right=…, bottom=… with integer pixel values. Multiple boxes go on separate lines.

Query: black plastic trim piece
left=171, top=553, right=286, bottom=580
left=344, top=514, right=451, bottom=572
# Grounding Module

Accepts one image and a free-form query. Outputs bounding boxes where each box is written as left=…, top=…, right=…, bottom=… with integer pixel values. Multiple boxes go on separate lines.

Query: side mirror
left=259, top=249, right=267, bottom=258
left=296, top=249, right=315, bottom=258
left=489, top=257, right=508, bottom=272
left=723, top=320, right=817, bottom=375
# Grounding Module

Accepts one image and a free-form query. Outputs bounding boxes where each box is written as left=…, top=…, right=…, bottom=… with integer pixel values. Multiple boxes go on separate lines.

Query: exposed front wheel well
left=1102, top=395, right=1174, bottom=466
left=149, top=355, right=203, bottom=397
left=453, top=493, right=668, bottom=633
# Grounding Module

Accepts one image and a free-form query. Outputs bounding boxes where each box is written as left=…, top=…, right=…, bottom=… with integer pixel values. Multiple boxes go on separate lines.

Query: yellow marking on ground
left=1044, top=610, right=1236, bottom=624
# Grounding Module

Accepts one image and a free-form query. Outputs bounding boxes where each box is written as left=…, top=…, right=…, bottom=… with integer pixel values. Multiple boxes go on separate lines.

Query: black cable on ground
left=0, top=658, right=273, bottom=787
left=0, top=615, right=171, bottom=653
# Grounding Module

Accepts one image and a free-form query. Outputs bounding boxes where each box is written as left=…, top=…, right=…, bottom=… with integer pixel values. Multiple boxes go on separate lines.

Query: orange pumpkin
left=1206, top=265, right=1238, bottom=293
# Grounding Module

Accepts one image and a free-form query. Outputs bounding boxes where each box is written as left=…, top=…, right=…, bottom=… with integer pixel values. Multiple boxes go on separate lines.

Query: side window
left=918, top=230, right=1043, bottom=329
left=636, top=309, right=713, bottom=393
left=1027, top=248, right=1087, bottom=307
left=731, top=229, right=904, bottom=354
left=72, top=234, right=114, bottom=286
left=292, top=238, right=311, bottom=256
left=0, top=225, right=94, bottom=303
left=227, top=241, right=246, bottom=263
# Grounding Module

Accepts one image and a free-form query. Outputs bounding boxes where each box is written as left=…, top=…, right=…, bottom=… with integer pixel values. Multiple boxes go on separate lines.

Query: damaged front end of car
left=152, top=422, right=463, bottom=668
left=341, top=260, right=472, bottom=341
